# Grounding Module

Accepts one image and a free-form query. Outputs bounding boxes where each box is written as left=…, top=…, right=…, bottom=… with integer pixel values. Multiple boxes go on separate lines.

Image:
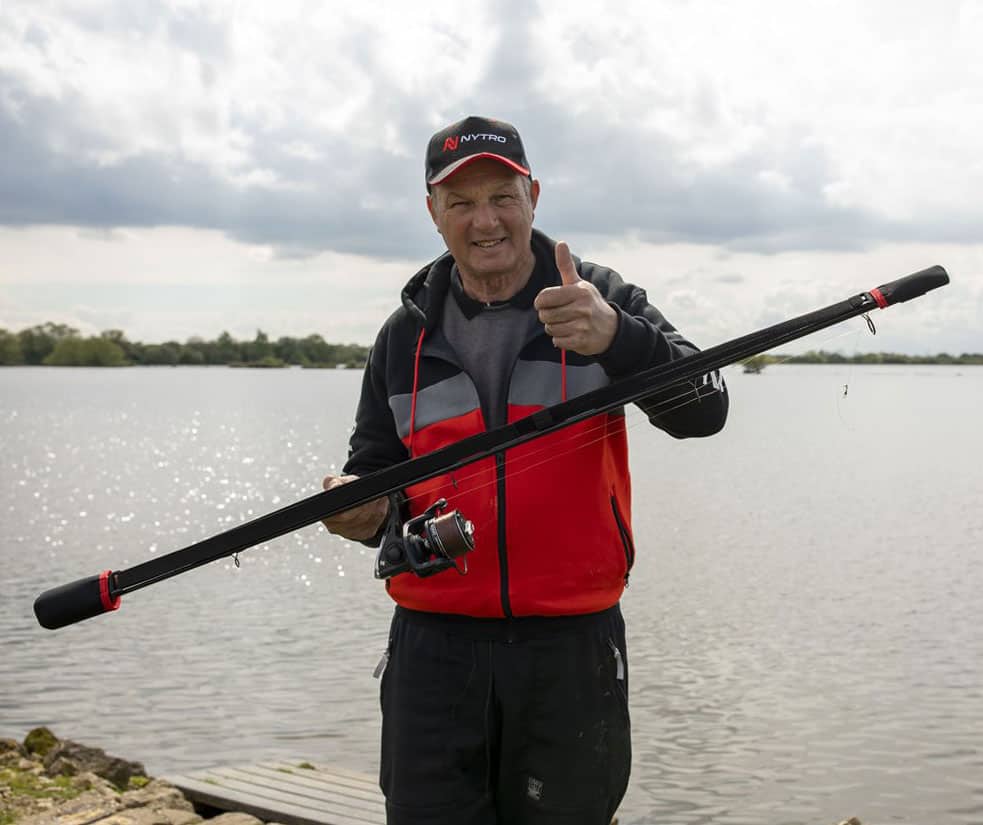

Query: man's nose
left=471, top=201, right=501, bottom=230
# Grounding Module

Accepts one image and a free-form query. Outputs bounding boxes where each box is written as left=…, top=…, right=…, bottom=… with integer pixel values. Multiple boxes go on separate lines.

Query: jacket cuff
left=596, top=303, right=651, bottom=378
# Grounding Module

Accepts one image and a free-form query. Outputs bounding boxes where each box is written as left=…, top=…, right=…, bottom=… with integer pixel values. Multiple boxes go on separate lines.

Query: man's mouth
left=473, top=239, right=505, bottom=248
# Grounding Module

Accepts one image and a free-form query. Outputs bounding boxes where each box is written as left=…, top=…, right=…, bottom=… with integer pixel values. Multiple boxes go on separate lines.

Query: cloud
left=0, top=1, right=980, bottom=353
left=2, top=0, right=981, bottom=262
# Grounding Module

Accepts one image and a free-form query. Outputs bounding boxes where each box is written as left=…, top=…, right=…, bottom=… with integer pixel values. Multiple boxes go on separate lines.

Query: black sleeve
left=340, top=336, right=409, bottom=547
left=591, top=272, right=729, bottom=439
left=343, top=342, right=409, bottom=477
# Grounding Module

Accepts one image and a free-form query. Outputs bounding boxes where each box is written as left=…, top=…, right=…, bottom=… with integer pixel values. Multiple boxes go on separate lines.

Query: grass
left=0, top=768, right=89, bottom=824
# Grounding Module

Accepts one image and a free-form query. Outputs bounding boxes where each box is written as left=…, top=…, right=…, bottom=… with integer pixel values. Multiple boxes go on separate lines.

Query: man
left=322, top=115, right=728, bottom=825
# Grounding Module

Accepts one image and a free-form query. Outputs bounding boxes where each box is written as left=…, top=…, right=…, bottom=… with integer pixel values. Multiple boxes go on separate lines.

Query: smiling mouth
left=473, top=239, right=506, bottom=248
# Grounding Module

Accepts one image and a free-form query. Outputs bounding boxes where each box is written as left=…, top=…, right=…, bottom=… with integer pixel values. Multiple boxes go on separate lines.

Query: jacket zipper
left=496, top=452, right=512, bottom=618
left=610, top=495, right=635, bottom=585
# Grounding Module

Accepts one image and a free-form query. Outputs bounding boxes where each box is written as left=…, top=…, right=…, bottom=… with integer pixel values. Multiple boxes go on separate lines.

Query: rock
left=1, top=738, right=27, bottom=760
left=24, top=728, right=61, bottom=758
left=18, top=756, right=46, bottom=773
left=834, top=819, right=862, bottom=825
left=94, top=807, right=175, bottom=825
left=16, top=789, right=123, bottom=825
left=13, top=778, right=203, bottom=825
left=207, top=813, right=264, bottom=825
left=74, top=771, right=122, bottom=799
left=44, top=740, right=147, bottom=789
left=159, top=807, right=202, bottom=825
left=119, top=780, right=194, bottom=812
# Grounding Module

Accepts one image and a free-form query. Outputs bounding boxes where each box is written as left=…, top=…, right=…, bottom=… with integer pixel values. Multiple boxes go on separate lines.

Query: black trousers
left=378, top=604, right=631, bottom=825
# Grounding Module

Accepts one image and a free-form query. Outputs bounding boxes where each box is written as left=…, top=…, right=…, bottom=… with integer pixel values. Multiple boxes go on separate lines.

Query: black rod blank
left=33, top=265, right=949, bottom=629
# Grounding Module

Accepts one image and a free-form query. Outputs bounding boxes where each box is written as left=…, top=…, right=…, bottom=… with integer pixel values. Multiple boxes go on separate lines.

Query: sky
left=1, top=0, right=981, bottom=355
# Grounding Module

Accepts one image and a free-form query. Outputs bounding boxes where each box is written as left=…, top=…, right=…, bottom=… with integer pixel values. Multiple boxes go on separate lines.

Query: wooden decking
left=165, top=760, right=386, bottom=825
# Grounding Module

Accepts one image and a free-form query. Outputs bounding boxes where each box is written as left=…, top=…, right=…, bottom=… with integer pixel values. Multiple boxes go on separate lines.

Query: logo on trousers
left=526, top=776, right=543, bottom=801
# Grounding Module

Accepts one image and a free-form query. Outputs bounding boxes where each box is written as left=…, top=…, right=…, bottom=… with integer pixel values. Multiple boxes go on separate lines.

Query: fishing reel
left=374, top=494, right=475, bottom=580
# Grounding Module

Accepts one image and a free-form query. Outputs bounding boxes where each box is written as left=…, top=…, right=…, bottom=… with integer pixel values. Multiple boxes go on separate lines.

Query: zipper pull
left=608, top=639, right=625, bottom=681
left=372, top=648, right=390, bottom=679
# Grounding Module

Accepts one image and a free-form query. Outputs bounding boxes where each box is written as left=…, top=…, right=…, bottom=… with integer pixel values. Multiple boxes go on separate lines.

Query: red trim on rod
left=870, top=288, right=889, bottom=309
left=99, top=570, right=121, bottom=612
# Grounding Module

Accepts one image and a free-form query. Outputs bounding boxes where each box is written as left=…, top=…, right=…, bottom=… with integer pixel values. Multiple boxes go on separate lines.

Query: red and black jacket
left=344, top=229, right=728, bottom=618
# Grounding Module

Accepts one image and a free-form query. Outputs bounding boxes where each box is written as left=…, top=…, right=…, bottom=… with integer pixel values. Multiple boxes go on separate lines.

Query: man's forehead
left=435, top=162, right=525, bottom=195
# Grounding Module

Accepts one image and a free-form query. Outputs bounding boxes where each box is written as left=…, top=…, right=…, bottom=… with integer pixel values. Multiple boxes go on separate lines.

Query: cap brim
left=428, top=153, right=531, bottom=186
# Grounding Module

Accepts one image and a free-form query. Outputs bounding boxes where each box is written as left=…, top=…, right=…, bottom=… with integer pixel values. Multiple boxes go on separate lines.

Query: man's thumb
left=555, top=241, right=580, bottom=285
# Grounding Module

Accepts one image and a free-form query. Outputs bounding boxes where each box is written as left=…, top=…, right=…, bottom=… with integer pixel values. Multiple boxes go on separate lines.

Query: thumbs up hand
left=533, top=241, right=618, bottom=356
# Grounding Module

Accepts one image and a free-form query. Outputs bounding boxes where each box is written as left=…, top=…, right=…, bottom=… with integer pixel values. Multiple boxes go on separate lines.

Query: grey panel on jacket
left=509, top=360, right=610, bottom=409
left=388, top=372, right=481, bottom=440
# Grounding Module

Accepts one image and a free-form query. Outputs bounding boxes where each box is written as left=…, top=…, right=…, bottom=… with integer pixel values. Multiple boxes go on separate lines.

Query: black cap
left=425, top=115, right=531, bottom=187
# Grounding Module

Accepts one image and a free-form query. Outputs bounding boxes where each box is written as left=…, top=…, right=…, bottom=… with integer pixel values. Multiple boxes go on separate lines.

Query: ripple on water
left=3, top=366, right=983, bottom=825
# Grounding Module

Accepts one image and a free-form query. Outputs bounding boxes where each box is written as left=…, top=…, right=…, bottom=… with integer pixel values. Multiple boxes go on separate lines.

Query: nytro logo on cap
left=442, top=133, right=508, bottom=152
left=426, top=115, right=531, bottom=186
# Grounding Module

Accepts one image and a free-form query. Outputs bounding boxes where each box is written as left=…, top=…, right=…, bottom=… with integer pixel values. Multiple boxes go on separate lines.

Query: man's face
left=427, top=159, right=540, bottom=289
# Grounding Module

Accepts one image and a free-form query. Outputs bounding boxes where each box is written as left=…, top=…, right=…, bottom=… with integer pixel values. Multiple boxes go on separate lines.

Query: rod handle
left=872, top=265, right=950, bottom=307
left=34, top=570, right=122, bottom=630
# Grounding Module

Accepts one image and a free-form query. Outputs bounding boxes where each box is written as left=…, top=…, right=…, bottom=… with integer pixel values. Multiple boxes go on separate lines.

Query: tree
left=141, top=342, right=181, bottom=365
left=214, top=331, right=240, bottom=363
left=44, top=337, right=127, bottom=366
left=274, top=335, right=305, bottom=365
left=100, top=329, right=137, bottom=363
left=18, top=322, right=80, bottom=364
left=300, top=334, right=332, bottom=364
left=741, top=355, right=768, bottom=374
left=242, top=330, right=273, bottom=363
left=0, top=328, right=24, bottom=364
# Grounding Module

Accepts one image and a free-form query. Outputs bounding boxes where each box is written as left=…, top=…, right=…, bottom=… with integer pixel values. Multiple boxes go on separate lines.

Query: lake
left=1, top=364, right=981, bottom=825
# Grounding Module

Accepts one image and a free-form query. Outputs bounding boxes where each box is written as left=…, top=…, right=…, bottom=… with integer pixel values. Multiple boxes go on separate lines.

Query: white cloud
left=574, top=234, right=983, bottom=355
left=0, top=0, right=981, bottom=352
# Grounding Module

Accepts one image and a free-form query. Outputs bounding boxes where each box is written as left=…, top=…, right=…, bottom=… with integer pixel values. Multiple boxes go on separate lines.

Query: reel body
left=375, top=496, right=474, bottom=579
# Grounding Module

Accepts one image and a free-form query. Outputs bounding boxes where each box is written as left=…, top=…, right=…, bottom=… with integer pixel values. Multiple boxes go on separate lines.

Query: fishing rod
left=34, top=265, right=950, bottom=630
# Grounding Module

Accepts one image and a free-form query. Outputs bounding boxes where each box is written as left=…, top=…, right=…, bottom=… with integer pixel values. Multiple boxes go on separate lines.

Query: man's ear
left=426, top=193, right=440, bottom=231
left=530, top=178, right=541, bottom=211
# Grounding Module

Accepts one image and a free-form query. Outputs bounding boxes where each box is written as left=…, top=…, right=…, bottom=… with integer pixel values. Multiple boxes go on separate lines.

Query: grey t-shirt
left=441, top=264, right=544, bottom=429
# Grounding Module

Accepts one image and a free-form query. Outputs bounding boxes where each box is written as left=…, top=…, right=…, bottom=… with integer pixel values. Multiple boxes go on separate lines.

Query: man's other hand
left=320, top=474, right=389, bottom=541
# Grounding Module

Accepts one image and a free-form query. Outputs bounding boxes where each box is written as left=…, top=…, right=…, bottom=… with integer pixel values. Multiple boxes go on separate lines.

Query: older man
left=322, top=116, right=728, bottom=825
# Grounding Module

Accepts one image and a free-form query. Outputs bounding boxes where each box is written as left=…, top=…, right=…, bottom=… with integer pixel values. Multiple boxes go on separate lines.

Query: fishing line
left=389, top=322, right=868, bottom=532
left=391, top=322, right=866, bottom=523
left=34, top=264, right=950, bottom=629
left=835, top=325, right=865, bottom=429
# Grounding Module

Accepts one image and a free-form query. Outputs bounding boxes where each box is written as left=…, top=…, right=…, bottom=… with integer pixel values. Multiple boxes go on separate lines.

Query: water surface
left=2, top=365, right=981, bottom=825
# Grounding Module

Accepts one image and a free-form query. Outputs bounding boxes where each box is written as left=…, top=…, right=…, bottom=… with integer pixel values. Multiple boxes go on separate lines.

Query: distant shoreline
left=0, top=362, right=354, bottom=368
left=3, top=357, right=982, bottom=369
left=752, top=350, right=983, bottom=366
left=3, top=323, right=981, bottom=368
left=0, top=323, right=370, bottom=368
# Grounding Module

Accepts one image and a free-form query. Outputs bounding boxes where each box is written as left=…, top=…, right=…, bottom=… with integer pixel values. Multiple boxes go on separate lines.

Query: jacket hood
left=399, top=229, right=560, bottom=333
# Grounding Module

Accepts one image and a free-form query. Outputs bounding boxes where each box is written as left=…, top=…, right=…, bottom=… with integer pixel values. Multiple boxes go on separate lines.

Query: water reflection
left=2, top=365, right=982, bottom=824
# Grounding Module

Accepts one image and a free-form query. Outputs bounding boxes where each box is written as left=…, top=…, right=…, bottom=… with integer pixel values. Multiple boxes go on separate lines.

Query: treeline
left=745, top=349, right=983, bottom=371
left=0, top=322, right=369, bottom=368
